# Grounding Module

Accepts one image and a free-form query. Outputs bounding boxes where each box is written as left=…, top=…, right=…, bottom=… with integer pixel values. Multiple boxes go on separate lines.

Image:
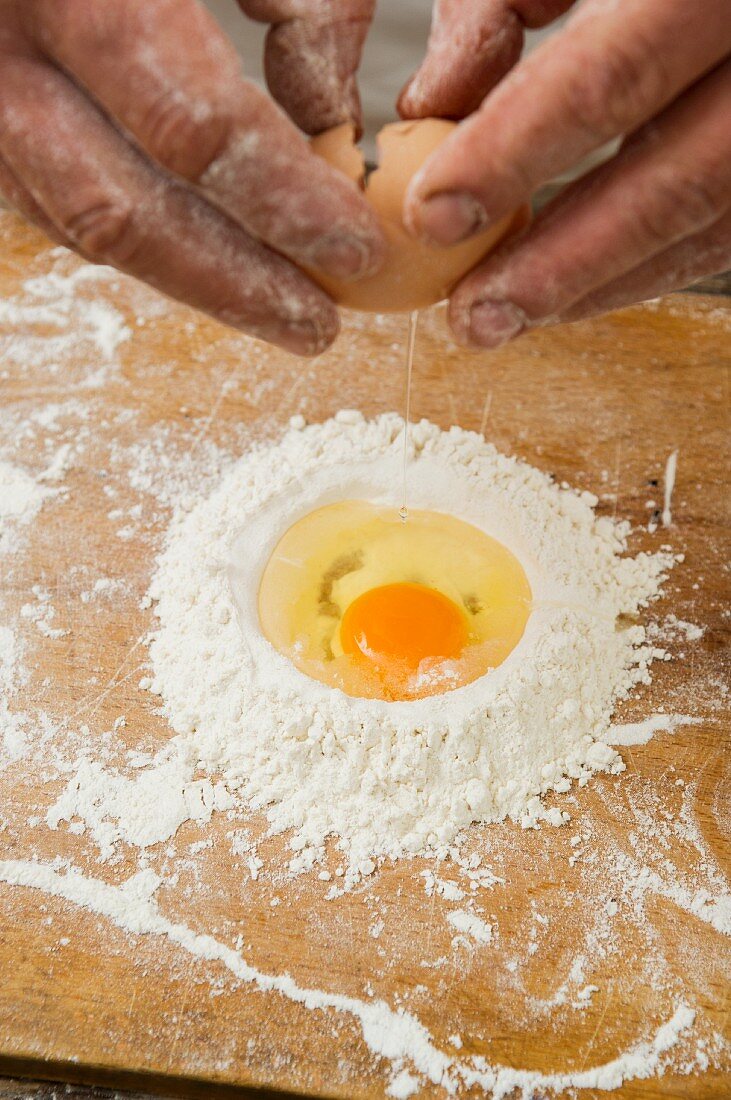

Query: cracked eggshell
left=309, top=118, right=530, bottom=313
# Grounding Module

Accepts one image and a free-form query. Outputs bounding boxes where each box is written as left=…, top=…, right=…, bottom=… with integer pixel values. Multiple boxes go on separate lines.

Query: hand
left=244, top=0, right=374, bottom=139
left=0, top=0, right=384, bottom=355
left=400, top=0, right=731, bottom=347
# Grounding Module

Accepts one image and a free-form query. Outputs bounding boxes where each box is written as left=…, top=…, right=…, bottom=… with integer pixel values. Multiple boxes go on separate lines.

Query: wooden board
left=0, top=211, right=729, bottom=1099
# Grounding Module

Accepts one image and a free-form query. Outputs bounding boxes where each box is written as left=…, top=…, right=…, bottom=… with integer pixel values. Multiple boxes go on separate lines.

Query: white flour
left=606, top=714, right=703, bottom=747
left=0, top=624, right=26, bottom=763
left=0, top=461, right=60, bottom=762
left=0, top=857, right=705, bottom=1099
left=145, top=411, right=674, bottom=878
left=1, top=235, right=727, bottom=1097
left=0, top=460, right=58, bottom=537
left=1, top=403, right=726, bottom=1096
left=447, top=909, right=493, bottom=944
left=0, top=258, right=131, bottom=382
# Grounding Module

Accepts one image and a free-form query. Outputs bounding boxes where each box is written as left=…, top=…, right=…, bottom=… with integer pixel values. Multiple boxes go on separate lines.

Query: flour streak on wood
left=0, top=214, right=729, bottom=1099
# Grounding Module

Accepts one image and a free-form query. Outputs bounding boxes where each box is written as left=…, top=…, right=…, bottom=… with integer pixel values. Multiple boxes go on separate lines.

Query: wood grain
left=0, top=213, right=729, bottom=1099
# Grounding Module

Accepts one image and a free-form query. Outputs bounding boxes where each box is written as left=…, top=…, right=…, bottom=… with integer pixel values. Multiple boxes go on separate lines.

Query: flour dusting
left=0, top=857, right=707, bottom=1097
left=606, top=714, right=703, bottom=746
left=0, top=459, right=57, bottom=521
left=0, top=257, right=131, bottom=383
left=145, top=412, right=675, bottom=880
left=0, top=235, right=728, bottom=1098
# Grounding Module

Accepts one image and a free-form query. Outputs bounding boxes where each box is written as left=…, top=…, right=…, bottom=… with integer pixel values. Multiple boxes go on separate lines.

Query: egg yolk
left=249, top=500, right=532, bottom=702
left=340, top=582, right=468, bottom=668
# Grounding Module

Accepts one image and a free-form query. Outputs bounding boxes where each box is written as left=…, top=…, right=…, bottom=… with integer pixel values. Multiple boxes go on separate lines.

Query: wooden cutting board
left=0, top=212, right=729, bottom=1099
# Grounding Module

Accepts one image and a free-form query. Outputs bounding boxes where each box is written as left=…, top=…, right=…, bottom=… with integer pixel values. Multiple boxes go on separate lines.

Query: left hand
left=0, top=0, right=382, bottom=356
left=398, top=0, right=731, bottom=347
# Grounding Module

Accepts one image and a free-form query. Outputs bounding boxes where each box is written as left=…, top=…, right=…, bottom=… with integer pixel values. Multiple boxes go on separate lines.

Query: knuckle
left=141, top=92, right=232, bottom=181
left=562, top=38, right=669, bottom=141
left=634, top=171, right=723, bottom=246
left=63, top=199, right=139, bottom=263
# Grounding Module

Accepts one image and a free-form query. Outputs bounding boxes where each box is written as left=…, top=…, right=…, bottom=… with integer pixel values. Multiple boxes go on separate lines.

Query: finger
left=0, top=153, right=68, bottom=245
left=0, top=56, right=339, bottom=356
left=560, top=208, right=731, bottom=323
left=446, top=60, right=731, bottom=347
left=239, top=0, right=375, bottom=137
left=398, top=0, right=575, bottom=120
left=406, top=0, right=731, bottom=246
left=30, top=0, right=384, bottom=281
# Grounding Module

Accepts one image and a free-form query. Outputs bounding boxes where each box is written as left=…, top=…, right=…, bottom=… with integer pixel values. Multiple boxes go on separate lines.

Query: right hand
left=0, top=0, right=384, bottom=355
left=399, top=0, right=731, bottom=346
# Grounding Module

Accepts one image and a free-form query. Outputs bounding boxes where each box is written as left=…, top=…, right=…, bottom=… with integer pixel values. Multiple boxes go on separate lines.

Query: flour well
left=147, top=412, right=674, bottom=878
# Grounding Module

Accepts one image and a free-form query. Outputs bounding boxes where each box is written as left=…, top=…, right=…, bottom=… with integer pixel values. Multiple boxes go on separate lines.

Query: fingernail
left=282, top=315, right=338, bottom=357
left=396, top=74, right=418, bottom=114
left=417, top=191, right=488, bottom=246
left=309, top=233, right=379, bottom=281
left=468, top=299, right=526, bottom=348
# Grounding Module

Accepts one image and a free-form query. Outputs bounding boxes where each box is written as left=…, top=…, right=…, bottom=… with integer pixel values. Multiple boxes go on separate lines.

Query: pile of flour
left=2, top=237, right=725, bottom=1099
left=147, top=411, right=674, bottom=877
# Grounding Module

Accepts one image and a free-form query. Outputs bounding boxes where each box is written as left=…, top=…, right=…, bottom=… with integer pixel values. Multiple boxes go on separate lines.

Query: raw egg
left=308, top=119, right=530, bottom=313
left=257, top=501, right=532, bottom=701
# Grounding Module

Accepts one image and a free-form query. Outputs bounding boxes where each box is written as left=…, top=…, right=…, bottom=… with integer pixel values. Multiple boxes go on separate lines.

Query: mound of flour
left=147, top=412, right=673, bottom=876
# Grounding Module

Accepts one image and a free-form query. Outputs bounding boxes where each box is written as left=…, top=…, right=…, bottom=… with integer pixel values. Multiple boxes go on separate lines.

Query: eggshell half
left=309, top=119, right=529, bottom=313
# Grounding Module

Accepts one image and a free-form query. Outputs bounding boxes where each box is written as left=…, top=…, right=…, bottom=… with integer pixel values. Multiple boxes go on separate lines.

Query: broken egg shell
left=308, top=119, right=530, bottom=314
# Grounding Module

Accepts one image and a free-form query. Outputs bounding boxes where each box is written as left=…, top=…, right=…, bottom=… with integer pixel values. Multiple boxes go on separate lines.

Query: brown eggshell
left=309, top=119, right=529, bottom=313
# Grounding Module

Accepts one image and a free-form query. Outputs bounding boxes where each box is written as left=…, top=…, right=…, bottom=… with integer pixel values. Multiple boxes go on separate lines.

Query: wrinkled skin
left=398, top=0, right=731, bottom=347
left=0, top=0, right=384, bottom=355
left=1, top=0, right=729, bottom=354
